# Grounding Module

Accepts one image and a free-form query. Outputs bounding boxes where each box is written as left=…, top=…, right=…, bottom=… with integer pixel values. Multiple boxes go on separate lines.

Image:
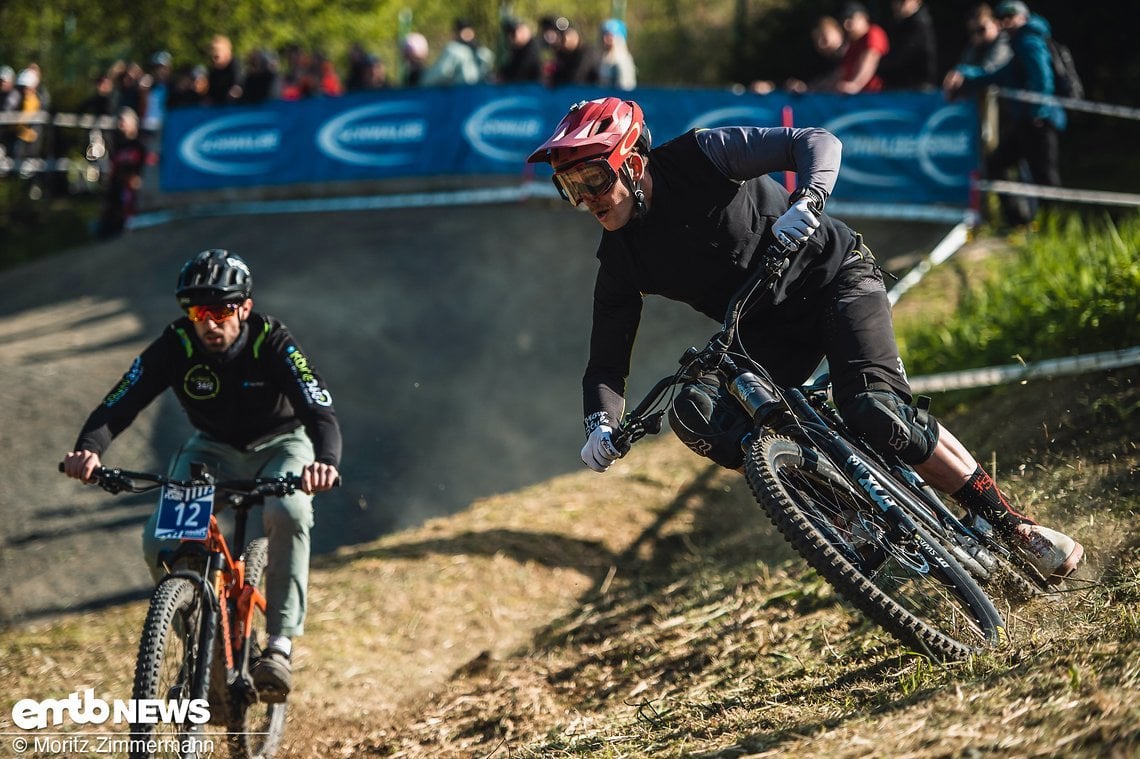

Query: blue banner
left=161, top=85, right=979, bottom=207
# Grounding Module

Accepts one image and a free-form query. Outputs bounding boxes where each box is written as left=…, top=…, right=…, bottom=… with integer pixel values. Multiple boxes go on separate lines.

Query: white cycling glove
left=581, top=425, right=622, bottom=472
left=772, top=197, right=821, bottom=247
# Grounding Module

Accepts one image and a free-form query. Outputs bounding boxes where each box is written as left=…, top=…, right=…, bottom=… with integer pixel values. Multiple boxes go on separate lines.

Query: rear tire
left=227, top=538, right=287, bottom=759
left=745, top=435, right=1005, bottom=660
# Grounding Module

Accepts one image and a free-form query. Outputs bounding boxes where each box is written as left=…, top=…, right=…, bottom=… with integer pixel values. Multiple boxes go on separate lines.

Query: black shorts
left=669, top=246, right=914, bottom=469
left=738, top=246, right=912, bottom=408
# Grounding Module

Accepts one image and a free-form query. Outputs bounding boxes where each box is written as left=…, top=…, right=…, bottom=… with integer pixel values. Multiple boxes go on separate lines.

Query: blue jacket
left=955, top=14, right=1066, bottom=131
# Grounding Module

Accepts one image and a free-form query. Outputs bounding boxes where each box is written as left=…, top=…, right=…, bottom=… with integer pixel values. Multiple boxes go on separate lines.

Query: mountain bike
left=611, top=243, right=1057, bottom=660
left=63, top=462, right=300, bottom=758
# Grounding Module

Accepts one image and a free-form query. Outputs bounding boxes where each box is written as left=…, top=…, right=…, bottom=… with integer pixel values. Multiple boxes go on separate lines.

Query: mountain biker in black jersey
left=61, top=249, right=342, bottom=702
left=527, top=96, right=1083, bottom=582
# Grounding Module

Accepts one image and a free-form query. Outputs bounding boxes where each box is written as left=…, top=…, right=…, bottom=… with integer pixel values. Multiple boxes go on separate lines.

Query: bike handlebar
left=57, top=462, right=319, bottom=498
left=611, top=240, right=795, bottom=454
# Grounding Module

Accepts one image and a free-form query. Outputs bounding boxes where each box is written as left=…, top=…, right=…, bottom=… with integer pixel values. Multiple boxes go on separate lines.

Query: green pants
left=142, top=427, right=315, bottom=637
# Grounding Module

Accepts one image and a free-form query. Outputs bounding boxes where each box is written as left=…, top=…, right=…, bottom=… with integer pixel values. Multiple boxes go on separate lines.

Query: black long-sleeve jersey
left=582, top=127, right=860, bottom=433
left=74, top=312, right=342, bottom=466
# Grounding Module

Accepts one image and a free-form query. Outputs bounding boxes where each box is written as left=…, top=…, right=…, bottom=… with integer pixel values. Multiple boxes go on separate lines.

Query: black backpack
left=1046, top=36, right=1084, bottom=100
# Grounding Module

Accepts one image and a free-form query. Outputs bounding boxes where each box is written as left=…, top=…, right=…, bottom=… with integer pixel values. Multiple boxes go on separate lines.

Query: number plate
left=154, top=484, right=215, bottom=540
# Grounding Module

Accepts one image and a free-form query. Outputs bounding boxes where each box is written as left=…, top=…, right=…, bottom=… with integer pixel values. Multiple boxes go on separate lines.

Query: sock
left=266, top=635, right=292, bottom=657
left=950, top=466, right=1036, bottom=533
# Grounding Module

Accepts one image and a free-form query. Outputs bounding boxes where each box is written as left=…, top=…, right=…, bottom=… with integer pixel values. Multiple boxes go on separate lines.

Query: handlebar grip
left=610, top=429, right=632, bottom=456
left=774, top=231, right=800, bottom=252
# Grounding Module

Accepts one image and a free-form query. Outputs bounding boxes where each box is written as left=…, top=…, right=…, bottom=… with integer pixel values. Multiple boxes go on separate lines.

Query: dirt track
left=0, top=199, right=729, bottom=625
left=0, top=194, right=953, bottom=625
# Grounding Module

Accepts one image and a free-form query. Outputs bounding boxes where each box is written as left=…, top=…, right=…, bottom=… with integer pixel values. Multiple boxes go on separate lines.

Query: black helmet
left=175, top=249, right=253, bottom=306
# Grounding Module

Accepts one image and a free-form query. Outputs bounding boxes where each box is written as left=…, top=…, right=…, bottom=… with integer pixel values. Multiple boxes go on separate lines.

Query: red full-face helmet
left=528, top=97, right=651, bottom=206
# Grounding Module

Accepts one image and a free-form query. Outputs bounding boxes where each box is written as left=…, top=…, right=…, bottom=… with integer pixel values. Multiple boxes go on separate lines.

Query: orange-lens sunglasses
left=185, top=303, right=241, bottom=323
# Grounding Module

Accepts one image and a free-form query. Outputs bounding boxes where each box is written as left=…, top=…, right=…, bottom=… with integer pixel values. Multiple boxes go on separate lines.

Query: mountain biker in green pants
left=527, top=96, right=1083, bottom=582
left=61, top=248, right=342, bottom=702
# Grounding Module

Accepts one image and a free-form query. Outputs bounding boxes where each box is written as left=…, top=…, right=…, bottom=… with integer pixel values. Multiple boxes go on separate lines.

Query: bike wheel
left=227, top=537, right=287, bottom=759
left=745, top=435, right=1005, bottom=660
left=130, top=577, right=212, bottom=759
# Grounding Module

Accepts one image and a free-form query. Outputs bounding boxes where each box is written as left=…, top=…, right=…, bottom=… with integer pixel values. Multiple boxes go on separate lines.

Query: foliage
left=897, top=212, right=1140, bottom=375
left=4, top=0, right=1140, bottom=114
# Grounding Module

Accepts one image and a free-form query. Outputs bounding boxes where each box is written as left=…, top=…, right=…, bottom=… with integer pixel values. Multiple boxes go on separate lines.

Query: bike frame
left=159, top=506, right=265, bottom=701
left=159, top=474, right=292, bottom=709
left=612, top=243, right=1006, bottom=581
left=74, top=464, right=300, bottom=706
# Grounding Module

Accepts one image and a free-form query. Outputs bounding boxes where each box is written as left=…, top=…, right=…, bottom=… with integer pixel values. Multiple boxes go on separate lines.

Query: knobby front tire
left=745, top=435, right=1005, bottom=660
left=129, top=577, right=209, bottom=759
left=227, top=537, right=287, bottom=759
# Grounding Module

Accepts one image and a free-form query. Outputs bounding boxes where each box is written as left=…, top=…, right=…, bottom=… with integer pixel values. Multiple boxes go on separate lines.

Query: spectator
left=597, top=18, right=637, bottom=91
left=1, top=66, right=16, bottom=113
left=345, top=43, right=375, bottom=91
left=879, top=0, right=938, bottom=91
left=367, top=55, right=390, bottom=89
left=280, top=45, right=312, bottom=100
left=953, top=3, right=1013, bottom=72
left=538, top=16, right=564, bottom=82
left=9, top=67, right=44, bottom=161
left=167, top=65, right=207, bottom=110
left=399, top=33, right=429, bottom=87
left=316, top=54, right=343, bottom=96
left=828, top=2, right=889, bottom=94
left=142, top=52, right=173, bottom=139
left=79, top=73, right=116, bottom=117
left=423, top=18, right=493, bottom=86
left=206, top=34, right=242, bottom=105
left=115, top=61, right=146, bottom=115
left=944, top=0, right=1065, bottom=227
left=25, top=63, right=50, bottom=110
left=780, top=15, right=848, bottom=94
left=498, top=18, right=544, bottom=83
left=241, top=49, right=278, bottom=103
left=944, top=4, right=1013, bottom=153
left=96, top=107, right=148, bottom=238
left=549, top=18, right=600, bottom=87
left=1, top=66, right=17, bottom=158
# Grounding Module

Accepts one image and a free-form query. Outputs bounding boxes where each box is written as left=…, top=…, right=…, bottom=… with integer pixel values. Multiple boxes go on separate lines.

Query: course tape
left=975, top=179, right=1140, bottom=207
left=887, top=221, right=970, bottom=306
left=0, top=157, right=85, bottom=177
left=909, top=347, right=1140, bottom=393
left=997, top=87, right=1140, bottom=122
left=0, top=111, right=117, bottom=128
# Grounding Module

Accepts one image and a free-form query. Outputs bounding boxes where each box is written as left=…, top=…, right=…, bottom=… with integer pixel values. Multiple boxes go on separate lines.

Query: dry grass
left=4, top=383, right=1134, bottom=759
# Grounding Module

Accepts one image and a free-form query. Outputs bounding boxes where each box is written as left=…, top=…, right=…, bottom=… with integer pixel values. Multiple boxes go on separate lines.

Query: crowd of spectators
left=744, top=0, right=1065, bottom=228
left=751, top=1, right=937, bottom=95
left=1, top=12, right=639, bottom=149
left=1, top=2, right=1071, bottom=231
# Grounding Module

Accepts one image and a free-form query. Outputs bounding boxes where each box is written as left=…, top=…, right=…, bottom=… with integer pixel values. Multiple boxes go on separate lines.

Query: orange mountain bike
left=65, top=462, right=300, bottom=759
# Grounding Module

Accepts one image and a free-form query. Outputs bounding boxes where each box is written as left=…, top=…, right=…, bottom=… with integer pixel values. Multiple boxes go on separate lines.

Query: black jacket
left=75, top=313, right=342, bottom=466
left=582, top=128, right=858, bottom=428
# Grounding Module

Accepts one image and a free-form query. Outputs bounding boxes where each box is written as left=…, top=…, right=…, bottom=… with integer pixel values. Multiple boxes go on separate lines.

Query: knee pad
left=844, top=389, right=940, bottom=464
left=668, top=379, right=752, bottom=470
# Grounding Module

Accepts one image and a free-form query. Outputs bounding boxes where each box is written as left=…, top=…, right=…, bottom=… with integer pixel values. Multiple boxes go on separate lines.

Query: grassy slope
left=1, top=242, right=1138, bottom=759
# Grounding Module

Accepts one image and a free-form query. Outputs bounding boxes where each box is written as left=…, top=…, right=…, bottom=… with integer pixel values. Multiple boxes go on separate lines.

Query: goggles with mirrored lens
left=552, top=159, right=619, bottom=206
left=185, top=302, right=241, bottom=323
